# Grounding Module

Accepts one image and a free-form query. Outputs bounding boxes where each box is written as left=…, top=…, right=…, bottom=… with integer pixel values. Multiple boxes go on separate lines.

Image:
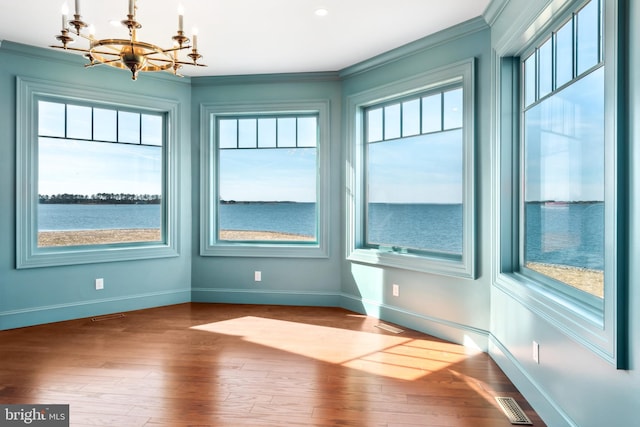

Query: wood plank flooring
left=0, top=303, right=545, bottom=426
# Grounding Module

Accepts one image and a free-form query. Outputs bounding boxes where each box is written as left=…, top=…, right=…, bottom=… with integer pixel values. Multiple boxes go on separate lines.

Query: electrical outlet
left=532, top=341, right=540, bottom=364
left=392, top=284, right=399, bottom=297
left=254, top=271, right=262, bottom=282
left=95, top=278, right=104, bottom=290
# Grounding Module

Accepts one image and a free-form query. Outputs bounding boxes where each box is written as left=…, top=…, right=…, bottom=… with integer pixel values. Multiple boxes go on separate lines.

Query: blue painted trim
left=199, top=99, right=331, bottom=259
left=15, top=76, right=182, bottom=268
left=339, top=294, right=489, bottom=351
left=339, top=17, right=487, bottom=78
left=488, top=335, right=577, bottom=427
left=344, top=59, right=477, bottom=279
left=0, top=289, right=190, bottom=331
left=191, top=288, right=341, bottom=307
left=483, top=0, right=510, bottom=26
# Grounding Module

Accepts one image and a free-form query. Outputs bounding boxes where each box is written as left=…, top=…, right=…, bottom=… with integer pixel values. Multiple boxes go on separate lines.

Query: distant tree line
left=39, top=193, right=161, bottom=204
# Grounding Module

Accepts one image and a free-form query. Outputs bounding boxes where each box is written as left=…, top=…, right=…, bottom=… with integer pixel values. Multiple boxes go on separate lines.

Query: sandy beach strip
left=38, top=228, right=314, bottom=247
left=526, top=262, right=604, bottom=298
left=219, top=230, right=315, bottom=241
left=38, top=229, right=162, bottom=247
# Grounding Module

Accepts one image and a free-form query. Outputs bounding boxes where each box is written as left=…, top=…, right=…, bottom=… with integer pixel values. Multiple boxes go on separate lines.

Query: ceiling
left=0, top=0, right=491, bottom=77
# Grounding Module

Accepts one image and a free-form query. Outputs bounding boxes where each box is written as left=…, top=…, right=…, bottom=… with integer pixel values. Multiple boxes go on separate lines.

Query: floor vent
left=375, top=323, right=404, bottom=334
left=495, top=397, right=533, bottom=425
left=91, top=313, right=126, bottom=322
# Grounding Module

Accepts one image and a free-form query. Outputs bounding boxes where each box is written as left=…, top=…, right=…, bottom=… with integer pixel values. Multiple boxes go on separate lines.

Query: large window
left=364, top=87, right=463, bottom=256
left=494, top=0, right=625, bottom=367
left=16, top=77, right=180, bottom=268
left=521, top=0, right=604, bottom=301
left=37, top=101, right=164, bottom=248
left=217, top=115, right=317, bottom=243
left=200, top=101, right=330, bottom=258
left=346, top=60, right=475, bottom=278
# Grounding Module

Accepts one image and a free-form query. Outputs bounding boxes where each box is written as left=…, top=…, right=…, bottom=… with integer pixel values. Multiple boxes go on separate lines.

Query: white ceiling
left=0, top=0, right=491, bottom=77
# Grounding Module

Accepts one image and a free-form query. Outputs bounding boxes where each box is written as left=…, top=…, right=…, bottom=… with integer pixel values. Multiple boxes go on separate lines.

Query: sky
left=38, top=101, right=163, bottom=197
left=39, top=138, right=162, bottom=196
left=367, top=130, right=463, bottom=204
left=524, top=66, right=605, bottom=202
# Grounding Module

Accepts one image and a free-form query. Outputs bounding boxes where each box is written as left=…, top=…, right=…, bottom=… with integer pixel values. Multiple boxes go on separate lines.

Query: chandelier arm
left=84, top=58, right=122, bottom=68
left=88, top=50, right=122, bottom=56
left=173, top=61, right=208, bottom=67
left=161, top=46, right=191, bottom=54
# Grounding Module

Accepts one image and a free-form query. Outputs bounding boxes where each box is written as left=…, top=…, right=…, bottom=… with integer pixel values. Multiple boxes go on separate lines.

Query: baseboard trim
left=191, top=288, right=342, bottom=307
left=0, top=289, right=190, bottom=330
left=488, top=335, right=577, bottom=427
left=339, top=294, right=489, bottom=352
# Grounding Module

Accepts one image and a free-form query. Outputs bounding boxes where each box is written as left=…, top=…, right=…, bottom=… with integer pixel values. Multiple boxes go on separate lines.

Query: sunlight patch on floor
left=191, top=316, right=468, bottom=381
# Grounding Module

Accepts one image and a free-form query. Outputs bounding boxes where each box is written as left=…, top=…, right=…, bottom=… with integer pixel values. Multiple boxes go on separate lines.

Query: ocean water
left=218, top=202, right=316, bottom=237
left=525, top=202, right=604, bottom=270
left=38, top=202, right=604, bottom=269
left=38, top=204, right=162, bottom=231
left=367, top=203, right=463, bottom=254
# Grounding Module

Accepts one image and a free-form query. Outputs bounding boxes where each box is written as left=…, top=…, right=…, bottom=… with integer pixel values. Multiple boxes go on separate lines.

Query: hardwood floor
left=0, top=303, right=545, bottom=426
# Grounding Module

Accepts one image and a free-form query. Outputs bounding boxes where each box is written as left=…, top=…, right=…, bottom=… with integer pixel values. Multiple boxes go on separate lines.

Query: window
left=364, top=88, right=463, bottom=256
left=521, top=0, right=604, bottom=301
left=37, top=101, right=164, bottom=248
left=494, top=0, right=625, bottom=367
left=200, top=101, right=330, bottom=258
left=218, top=115, right=317, bottom=243
left=346, top=59, right=475, bottom=278
left=16, top=77, right=180, bottom=268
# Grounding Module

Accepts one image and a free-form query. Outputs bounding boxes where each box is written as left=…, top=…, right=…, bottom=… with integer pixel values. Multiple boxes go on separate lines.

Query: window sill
left=200, top=242, right=328, bottom=258
left=347, top=247, right=474, bottom=279
left=17, top=242, right=179, bottom=269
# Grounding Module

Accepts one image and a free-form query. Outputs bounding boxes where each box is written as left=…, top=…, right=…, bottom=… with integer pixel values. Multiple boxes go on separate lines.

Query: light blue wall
left=0, top=42, right=192, bottom=330
left=189, top=74, right=344, bottom=306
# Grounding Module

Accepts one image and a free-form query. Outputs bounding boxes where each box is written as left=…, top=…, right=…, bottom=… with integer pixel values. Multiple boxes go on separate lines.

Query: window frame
left=492, top=0, right=626, bottom=368
left=16, top=76, right=181, bottom=268
left=346, top=59, right=476, bottom=278
left=199, top=100, right=330, bottom=258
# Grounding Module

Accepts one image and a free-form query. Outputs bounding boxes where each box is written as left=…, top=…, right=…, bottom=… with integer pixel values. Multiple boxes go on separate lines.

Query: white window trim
left=345, top=59, right=476, bottom=279
left=16, top=76, right=181, bottom=268
left=491, top=0, right=626, bottom=368
left=199, top=100, right=330, bottom=258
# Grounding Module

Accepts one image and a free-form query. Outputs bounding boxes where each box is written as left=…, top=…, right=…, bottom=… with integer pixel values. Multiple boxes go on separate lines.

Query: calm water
left=218, top=203, right=316, bottom=237
left=38, top=202, right=604, bottom=269
left=367, top=203, right=463, bottom=254
left=525, top=202, right=604, bottom=270
left=38, top=204, right=161, bottom=230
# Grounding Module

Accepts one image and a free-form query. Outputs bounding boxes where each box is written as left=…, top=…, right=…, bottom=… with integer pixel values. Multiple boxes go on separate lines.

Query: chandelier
left=51, top=0, right=206, bottom=80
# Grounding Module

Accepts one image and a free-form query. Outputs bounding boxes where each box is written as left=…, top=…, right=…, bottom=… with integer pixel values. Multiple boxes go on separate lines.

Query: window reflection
left=524, top=67, right=604, bottom=297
